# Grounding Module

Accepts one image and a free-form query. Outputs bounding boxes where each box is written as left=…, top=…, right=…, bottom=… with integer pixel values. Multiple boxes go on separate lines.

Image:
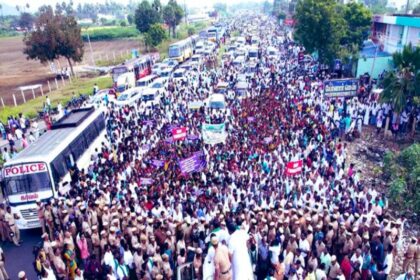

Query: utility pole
left=405, top=0, right=410, bottom=14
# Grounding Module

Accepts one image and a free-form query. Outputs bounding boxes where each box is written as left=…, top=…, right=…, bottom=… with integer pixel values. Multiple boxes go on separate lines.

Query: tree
left=18, top=12, right=34, bottom=30
left=414, top=3, right=420, bottom=14
left=392, top=43, right=420, bottom=72
left=134, top=0, right=162, bottom=33
left=294, top=0, right=346, bottom=64
left=152, top=0, right=162, bottom=15
left=23, top=5, right=84, bottom=76
left=340, top=2, right=372, bottom=50
left=163, top=0, right=183, bottom=38
left=380, top=69, right=419, bottom=114
left=127, top=14, right=134, bottom=25
left=380, top=43, right=420, bottom=114
left=144, top=23, right=167, bottom=48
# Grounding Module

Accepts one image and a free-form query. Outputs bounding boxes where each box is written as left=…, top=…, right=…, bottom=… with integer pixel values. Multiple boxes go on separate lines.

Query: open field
left=0, top=75, right=112, bottom=122
left=0, top=36, right=141, bottom=106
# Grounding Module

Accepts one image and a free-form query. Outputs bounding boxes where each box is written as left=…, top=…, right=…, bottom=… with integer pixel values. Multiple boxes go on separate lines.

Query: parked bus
left=1, top=107, right=106, bottom=229
left=168, top=38, right=193, bottom=62
left=111, top=55, right=153, bottom=84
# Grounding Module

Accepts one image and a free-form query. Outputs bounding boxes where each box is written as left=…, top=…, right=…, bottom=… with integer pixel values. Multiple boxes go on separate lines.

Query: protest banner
left=139, top=178, right=154, bottom=185
left=285, top=160, right=303, bottom=175
left=179, top=151, right=206, bottom=174
left=202, top=123, right=227, bottom=145
left=172, top=127, right=187, bottom=141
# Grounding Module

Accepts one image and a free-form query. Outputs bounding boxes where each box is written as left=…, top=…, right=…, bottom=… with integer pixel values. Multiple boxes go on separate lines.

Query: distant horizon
left=0, top=0, right=267, bottom=15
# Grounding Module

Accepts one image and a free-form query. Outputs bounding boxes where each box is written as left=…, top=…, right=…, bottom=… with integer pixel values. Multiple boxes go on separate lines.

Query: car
left=159, top=67, right=174, bottom=78
left=114, top=87, right=144, bottom=107
left=191, top=54, right=202, bottom=65
left=172, top=68, right=187, bottom=82
left=136, top=75, right=158, bottom=88
left=141, top=88, right=162, bottom=107
left=152, top=63, right=167, bottom=76
left=179, top=63, right=194, bottom=71
left=148, top=77, right=168, bottom=93
left=162, top=58, right=179, bottom=68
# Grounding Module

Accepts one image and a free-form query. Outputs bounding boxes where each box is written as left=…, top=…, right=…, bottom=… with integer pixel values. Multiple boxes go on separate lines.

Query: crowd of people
left=1, top=14, right=419, bottom=280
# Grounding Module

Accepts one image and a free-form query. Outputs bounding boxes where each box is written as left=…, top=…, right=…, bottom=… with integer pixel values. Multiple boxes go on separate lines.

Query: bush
left=382, top=143, right=420, bottom=217
left=81, top=26, right=140, bottom=41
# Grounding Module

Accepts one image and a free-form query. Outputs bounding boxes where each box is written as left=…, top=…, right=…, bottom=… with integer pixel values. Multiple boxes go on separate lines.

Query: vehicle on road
left=1, top=107, right=106, bottom=229
left=114, top=87, right=144, bottom=107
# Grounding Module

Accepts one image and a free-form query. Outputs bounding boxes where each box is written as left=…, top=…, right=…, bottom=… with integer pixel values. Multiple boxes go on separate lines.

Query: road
left=2, top=228, right=41, bottom=279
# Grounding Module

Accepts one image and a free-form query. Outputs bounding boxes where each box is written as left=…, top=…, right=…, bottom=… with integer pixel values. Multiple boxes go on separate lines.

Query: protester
left=0, top=13, right=418, bottom=280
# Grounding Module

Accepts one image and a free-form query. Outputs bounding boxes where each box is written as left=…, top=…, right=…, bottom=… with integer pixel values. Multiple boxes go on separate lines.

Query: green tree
left=18, top=12, right=34, bottom=30
left=392, top=43, right=420, bottom=72
left=163, top=0, right=184, bottom=38
left=144, top=23, right=167, bottom=48
left=152, top=0, right=163, bottom=16
left=341, top=2, right=372, bottom=50
left=23, top=5, right=84, bottom=76
left=134, top=0, right=161, bottom=33
left=414, top=3, right=420, bottom=14
left=294, top=0, right=345, bottom=64
left=380, top=43, right=420, bottom=114
left=380, top=69, right=419, bottom=114
left=127, top=14, right=134, bottom=25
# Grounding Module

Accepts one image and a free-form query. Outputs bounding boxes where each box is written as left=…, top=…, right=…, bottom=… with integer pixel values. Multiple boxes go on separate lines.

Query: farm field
left=0, top=36, right=141, bottom=105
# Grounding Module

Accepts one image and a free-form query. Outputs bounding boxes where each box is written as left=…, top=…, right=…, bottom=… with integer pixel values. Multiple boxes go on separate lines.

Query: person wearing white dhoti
left=228, top=227, right=253, bottom=280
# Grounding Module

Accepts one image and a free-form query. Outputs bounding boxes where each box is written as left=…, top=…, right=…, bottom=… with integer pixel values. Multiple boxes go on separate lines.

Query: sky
left=1, top=0, right=268, bottom=12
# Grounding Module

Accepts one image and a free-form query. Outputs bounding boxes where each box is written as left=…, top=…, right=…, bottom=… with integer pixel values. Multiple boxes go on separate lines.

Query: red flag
left=286, top=160, right=303, bottom=176
left=172, top=127, right=187, bottom=141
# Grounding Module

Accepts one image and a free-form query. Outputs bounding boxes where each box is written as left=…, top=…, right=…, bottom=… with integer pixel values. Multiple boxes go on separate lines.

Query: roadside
left=0, top=75, right=112, bottom=123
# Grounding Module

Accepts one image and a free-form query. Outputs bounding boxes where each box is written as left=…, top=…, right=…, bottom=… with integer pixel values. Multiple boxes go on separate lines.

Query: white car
left=148, top=77, right=168, bottom=94
left=159, top=67, right=174, bottom=78
left=114, top=87, right=143, bottom=107
left=162, top=58, right=179, bottom=68
left=172, top=68, right=187, bottom=82
left=152, top=63, right=167, bottom=76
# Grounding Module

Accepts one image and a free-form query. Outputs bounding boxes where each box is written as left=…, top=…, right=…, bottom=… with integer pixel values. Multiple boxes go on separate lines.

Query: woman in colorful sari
left=63, top=243, right=77, bottom=280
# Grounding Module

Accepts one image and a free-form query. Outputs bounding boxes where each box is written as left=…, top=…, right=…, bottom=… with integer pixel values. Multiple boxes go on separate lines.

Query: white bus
left=1, top=107, right=106, bottom=229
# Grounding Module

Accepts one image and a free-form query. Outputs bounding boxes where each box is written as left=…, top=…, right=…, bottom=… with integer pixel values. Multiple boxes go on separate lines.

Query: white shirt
left=383, top=253, right=393, bottom=274
left=103, top=251, right=114, bottom=267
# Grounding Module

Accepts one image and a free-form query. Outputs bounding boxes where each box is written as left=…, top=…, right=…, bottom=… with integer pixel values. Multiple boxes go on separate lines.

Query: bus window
left=4, top=168, right=52, bottom=202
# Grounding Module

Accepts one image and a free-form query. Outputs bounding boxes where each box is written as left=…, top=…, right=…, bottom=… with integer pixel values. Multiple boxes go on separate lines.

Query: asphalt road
left=2, top=228, right=41, bottom=280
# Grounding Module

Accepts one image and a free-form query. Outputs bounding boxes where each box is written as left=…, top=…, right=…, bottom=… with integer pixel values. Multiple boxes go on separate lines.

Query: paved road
left=2, top=228, right=41, bottom=279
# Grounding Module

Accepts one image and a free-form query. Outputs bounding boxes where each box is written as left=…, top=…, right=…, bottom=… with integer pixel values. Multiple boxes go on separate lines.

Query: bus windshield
left=169, top=46, right=180, bottom=57
left=4, top=171, right=52, bottom=204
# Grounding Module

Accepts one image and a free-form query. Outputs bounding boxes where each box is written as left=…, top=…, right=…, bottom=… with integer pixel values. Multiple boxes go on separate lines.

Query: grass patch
left=82, top=26, right=140, bottom=41
left=0, top=75, right=113, bottom=122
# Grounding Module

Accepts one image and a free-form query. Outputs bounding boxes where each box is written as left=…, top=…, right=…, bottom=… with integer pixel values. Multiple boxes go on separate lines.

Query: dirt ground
left=346, top=126, right=419, bottom=278
left=0, top=37, right=142, bottom=105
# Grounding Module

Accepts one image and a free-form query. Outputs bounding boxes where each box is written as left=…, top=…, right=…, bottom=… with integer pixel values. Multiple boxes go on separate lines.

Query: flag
left=285, top=160, right=303, bottom=176
left=172, top=127, right=187, bottom=141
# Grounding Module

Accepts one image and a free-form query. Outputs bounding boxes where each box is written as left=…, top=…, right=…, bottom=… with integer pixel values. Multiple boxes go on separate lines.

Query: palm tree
left=380, top=68, right=418, bottom=114
left=392, top=43, right=420, bottom=72
left=380, top=44, right=420, bottom=135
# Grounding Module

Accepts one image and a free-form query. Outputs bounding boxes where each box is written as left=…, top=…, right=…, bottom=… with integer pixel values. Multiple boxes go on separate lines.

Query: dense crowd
left=1, top=15, right=419, bottom=280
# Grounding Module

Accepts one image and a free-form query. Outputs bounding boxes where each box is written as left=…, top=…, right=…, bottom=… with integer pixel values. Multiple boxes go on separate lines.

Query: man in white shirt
left=102, top=245, right=115, bottom=267
left=383, top=245, right=393, bottom=279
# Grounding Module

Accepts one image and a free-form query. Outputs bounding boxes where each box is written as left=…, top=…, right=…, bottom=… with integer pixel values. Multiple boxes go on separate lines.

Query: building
left=371, top=14, right=420, bottom=53
left=356, top=40, right=393, bottom=79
